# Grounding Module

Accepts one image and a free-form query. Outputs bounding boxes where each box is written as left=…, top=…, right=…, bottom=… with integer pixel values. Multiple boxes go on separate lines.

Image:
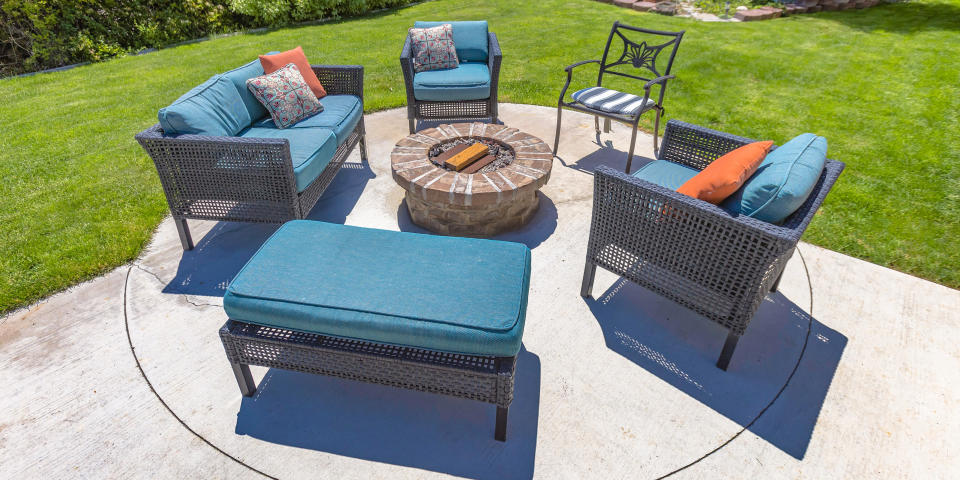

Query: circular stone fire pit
left=391, top=123, right=553, bottom=236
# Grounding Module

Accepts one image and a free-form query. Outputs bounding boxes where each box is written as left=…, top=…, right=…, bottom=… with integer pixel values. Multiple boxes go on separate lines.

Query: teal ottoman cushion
left=413, top=62, right=491, bottom=101
left=237, top=126, right=338, bottom=192
left=158, top=74, right=252, bottom=136
left=721, top=133, right=828, bottom=223
left=252, top=94, right=362, bottom=144
left=414, top=20, right=489, bottom=62
left=223, top=221, right=531, bottom=357
left=632, top=159, right=700, bottom=190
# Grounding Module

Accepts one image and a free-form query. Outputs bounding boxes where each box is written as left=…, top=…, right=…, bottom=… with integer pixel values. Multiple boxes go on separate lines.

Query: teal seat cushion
left=158, top=74, right=252, bottom=136
left=237, top=127, right=337, bottom=192
left=222, top=59, right=267, bottom=122
left=632, top=160, right=700, bottom=190
left=252, top=95, right=362, bottom=144
left=721, top=133, right=828, bottom=223
left=414, top=20, right=489, bottom=62
left=413, top=62, right=491, bottom=101
left=223, top=221, right=531, bottom=357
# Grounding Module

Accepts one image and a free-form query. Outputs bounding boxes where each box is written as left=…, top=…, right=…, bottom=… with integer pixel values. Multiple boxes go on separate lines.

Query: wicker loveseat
left=400, top=21, right=501, bottom=133
left=136, top=59, right=367, bottom=251
left=581, top=120, right=844, bottom=370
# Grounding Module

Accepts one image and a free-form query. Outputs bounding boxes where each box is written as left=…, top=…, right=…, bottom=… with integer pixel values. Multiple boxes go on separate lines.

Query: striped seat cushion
left=571, top=87, right=656, bottom=116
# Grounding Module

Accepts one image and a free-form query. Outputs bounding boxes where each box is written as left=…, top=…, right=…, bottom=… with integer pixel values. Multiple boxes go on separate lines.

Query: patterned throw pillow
left=408, top=24, right=459, bottom=72
left=246, top=63, right=323, bottom=129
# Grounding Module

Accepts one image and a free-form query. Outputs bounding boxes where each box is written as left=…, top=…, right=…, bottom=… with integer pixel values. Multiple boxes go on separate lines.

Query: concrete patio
left=2, top=104, right=958, bottom=479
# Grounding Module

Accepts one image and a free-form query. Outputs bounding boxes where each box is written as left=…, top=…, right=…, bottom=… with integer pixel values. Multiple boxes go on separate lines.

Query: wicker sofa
left=136, top=61, right=367, bottom=251
left=581, top=120, right=844, bottom=370
left=400, top=21, right=501, bottom=133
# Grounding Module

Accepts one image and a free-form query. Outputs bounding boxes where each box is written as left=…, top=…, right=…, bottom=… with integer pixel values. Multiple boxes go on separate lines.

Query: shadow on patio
left=586, top=276, right=846, bottom=460
left=233, top=348, right=541, bottom=480
left=161, top=160, right=374, bottom=297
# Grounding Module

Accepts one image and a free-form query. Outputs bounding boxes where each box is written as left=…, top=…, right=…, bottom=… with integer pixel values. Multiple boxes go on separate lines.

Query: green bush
left=228, top=0, right=410, bottom=26
left=0, top=0, right=409, bottom=76
left=0, top=0, right=244, bottom=76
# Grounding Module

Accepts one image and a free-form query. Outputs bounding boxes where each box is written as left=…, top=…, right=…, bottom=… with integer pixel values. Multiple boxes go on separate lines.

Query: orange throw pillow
left=259, top=46, right=327, bottom=99
left=677, top=140, right=774, bottom=204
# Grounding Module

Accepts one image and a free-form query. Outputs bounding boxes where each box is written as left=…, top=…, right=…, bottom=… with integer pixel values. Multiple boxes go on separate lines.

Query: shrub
left=228, top=0, right=410, bottom=26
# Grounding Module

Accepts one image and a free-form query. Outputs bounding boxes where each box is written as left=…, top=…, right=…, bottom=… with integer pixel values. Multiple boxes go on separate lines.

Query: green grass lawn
left=1, top=0, right=958, bottom=313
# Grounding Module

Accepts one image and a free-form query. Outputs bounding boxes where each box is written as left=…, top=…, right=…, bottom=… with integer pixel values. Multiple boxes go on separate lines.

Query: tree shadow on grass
left=586, top=277, right=846, bottom=460
left=235, top=348, right=541, bottom=480
left=162, top=159, right=374, bottom=297
left=815, top=2, right=960, bottom=34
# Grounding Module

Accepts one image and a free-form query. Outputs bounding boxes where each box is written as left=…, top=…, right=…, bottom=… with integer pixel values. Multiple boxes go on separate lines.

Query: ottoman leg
left=230, top=362, right=256, bottom=397
left=580, top=261, right=597, bottom=298
left=495, top=406, right=509, bottom=442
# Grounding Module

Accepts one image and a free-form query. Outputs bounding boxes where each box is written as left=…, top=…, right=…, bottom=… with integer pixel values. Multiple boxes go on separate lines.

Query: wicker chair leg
left=603, top=117, right=612, bottom=133
left=553, top=107, right=563, bottom=155
left=359, top=133, right=369, bottom=163
left=230, top=362, right=256, bottom=396
left=653, top=108, right=663, bottom=158
left=716, top=332, right=740, bottom=371
left=770, top=268, right=785, bottom=293
left=580, top=261, right=597, bottom=297
left=174, top=217, right=194, bottom=251
left=626, top=125, right=639, bottom=174
left=495, top=406, right=509, bottom=442
left=408, top=117, right=415, bottom=134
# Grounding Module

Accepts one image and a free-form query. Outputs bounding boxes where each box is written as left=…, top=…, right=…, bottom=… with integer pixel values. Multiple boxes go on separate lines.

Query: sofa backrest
left=414, top=21, right=489, bottom=62
left=222, top=59, right=267, bottom=122
left=158, top=74, right=252, bottom=137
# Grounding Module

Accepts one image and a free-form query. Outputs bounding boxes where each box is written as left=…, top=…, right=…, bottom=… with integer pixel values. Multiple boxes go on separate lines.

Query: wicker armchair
left=400, top=29, right=502, bottom=133
left=580, top=120, right=845, bottom=370
left=554, top=22, right=683, bottom=173
left=136, top=65, right=367, bottom=251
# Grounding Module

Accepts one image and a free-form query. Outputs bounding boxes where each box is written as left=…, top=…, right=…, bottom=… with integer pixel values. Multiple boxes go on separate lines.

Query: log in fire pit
left=391, top=123, right=552, bottom=236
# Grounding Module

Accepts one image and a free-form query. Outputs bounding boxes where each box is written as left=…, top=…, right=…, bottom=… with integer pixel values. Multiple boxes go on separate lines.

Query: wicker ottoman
left=219, top=220, right=531, bottom=441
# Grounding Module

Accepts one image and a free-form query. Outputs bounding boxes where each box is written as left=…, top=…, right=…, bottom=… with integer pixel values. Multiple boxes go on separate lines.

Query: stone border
left=392, top=123, right=552, bottom=208
left=391, top=122, right=552, bottom=235
left=595, top=0, right=890, bottom=20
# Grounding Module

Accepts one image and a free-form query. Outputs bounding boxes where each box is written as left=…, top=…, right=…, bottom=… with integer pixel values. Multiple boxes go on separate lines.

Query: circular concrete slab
left=126, top=104, right=812, bottom=479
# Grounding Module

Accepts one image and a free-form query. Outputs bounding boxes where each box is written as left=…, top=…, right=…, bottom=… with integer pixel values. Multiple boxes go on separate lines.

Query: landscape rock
left=631, top=1, right=656, bottom=11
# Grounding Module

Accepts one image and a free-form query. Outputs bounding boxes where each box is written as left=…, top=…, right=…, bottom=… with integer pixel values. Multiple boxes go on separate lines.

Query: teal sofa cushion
left=237, top=127, right=337, bottom=192
left=414, top=20, right=489, bottom=62
left=223, top=220, right=531, bottom=357
left=721, top=133, right=827, bottom=223
left=632, top=159, right=700, bottom=190
left=252, top=95, right=362, bottom=144
left=413, top=62, right=491, bottom=101
left=222, top=59, right=267, bottom=122
left=158, top=74, right=252, bottom=136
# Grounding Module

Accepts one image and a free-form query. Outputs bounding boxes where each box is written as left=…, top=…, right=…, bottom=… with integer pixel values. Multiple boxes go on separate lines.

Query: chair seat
left=413, top=62, right=491, bottom=101
left=237, top=126, right=337, bottom=192
left=252, top=95, right=362, bottom=145
left=632, top=159, right=700, bottom=189
left=571, top=87, right=657, bottom=117
left=223, top=221, right=531, bottom=357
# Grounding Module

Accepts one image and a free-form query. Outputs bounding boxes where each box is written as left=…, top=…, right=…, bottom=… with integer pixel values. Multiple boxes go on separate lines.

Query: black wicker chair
left=554, top=22, right=683, bottom=173
left=580, top=120, right=845, bottom=370
left=135, top=65, right=367, bottom=251
left=400, top=29, right=502, bottom=133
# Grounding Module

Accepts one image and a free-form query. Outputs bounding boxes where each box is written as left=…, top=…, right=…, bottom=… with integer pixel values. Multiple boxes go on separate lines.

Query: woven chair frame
left=582, top=120, right=845, bottom=370
left=400, top=32, right=502, bottom=133
left=135, top=65, right=367, bottom=251
left=220, top=320, right=517, bottom=441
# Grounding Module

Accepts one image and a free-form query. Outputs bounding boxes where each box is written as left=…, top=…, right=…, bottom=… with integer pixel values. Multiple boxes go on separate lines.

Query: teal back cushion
left=221, top=59, right=267, bottom=121
left=414, top=20, right=489, bottom=62
left=158, top=74, right=251, bottom=136
left=721, top=133, right=828, bottom=223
